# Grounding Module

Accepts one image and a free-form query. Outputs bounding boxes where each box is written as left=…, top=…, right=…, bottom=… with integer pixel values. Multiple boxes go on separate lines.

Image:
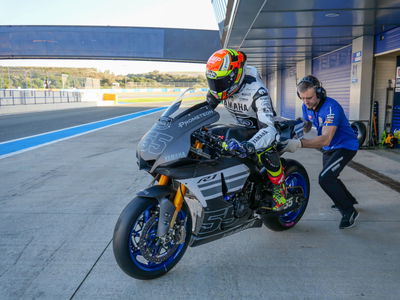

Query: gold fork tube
left=170, top=184, right=187, bottom=228
left=158, top=174, right=169, bottom=185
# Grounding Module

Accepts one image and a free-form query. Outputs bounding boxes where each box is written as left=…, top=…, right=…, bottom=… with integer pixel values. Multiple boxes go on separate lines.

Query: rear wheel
left=262, top=159, right=310, bottom=231
left=113, top=196, right=192, bottom=280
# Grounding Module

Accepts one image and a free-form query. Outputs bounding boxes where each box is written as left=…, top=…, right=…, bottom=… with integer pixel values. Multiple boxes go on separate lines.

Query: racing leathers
left=207, top=66, right=287, bottom=210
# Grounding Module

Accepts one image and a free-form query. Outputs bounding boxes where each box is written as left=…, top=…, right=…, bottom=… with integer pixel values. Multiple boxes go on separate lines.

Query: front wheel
left=113, top=196, right=192, bottom=280
left=262, top=159, right=310, bottom=231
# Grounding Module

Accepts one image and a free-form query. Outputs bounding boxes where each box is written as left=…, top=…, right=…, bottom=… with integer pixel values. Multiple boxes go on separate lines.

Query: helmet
left=206, top=49, right=247, bottom=100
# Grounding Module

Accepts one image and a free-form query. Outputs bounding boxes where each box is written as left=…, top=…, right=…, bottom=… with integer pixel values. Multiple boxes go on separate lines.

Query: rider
left=205, top=48, right=287, bottom=211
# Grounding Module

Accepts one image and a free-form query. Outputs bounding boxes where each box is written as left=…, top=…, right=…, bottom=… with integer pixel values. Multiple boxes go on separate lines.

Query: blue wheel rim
left=279, top=171, right=308, bottom=225
left=128, top=204, right=188, bottom=272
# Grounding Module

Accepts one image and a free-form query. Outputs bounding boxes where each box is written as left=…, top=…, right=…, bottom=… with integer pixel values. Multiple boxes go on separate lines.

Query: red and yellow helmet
left=206, top=49, right=247, bottom=100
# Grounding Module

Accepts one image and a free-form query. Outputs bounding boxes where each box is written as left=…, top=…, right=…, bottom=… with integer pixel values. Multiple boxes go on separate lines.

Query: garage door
left=280, top=67, right=297, bottom=119
left=312, top=45, right=352, bottom=117
left=375, top=26, right=400, bottom=55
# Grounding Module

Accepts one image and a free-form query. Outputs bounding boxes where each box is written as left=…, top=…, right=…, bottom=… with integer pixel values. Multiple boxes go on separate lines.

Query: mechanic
left=205, top=48, right=287, bottom=211
left=283, top=75, right=359, bottom=229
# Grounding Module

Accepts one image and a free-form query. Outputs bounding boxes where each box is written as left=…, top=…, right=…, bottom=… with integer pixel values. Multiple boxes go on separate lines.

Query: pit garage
left=212, top=0, right=400, bottom=147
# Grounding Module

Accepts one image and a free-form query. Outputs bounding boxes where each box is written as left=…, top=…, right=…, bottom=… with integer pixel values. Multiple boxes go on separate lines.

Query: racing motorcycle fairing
left=189, top=187, right=263, bottom=247
left=137, top=100, right=220, bottom=173
left=174, top=162, right=266, bottom=248
left=175, top=163, right=250, bottom=207
left=206, top=124, right=258, bottom=143
left=155, top=156, right=244, bottom=180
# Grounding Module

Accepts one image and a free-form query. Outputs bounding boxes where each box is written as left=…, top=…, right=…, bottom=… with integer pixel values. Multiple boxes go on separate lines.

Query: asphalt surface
left=0, top=107, right=150, bottom=142
left=0, top=106, right=399, bottom=299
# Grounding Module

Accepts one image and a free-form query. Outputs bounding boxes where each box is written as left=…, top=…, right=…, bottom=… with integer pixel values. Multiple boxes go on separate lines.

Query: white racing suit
left=208, top=66, right=285, bottom=186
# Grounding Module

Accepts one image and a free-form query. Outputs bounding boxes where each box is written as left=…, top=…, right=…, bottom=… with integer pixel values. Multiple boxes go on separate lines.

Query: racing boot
left=272, top=183, right=288, bottom=211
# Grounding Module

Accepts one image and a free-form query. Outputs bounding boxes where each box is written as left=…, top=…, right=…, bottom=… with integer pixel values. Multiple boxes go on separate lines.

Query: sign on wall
left=352, top=51, right=362, bottom=63
left=396, top=66, right=400, bottom=93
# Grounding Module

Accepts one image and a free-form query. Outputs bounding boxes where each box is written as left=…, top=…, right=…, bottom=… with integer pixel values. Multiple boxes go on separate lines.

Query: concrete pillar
left=349, top=35, right=374, bottom=121
left=260, top=67, right=268, bottom=87
left=295, top=59, right=312, bottom=117
left=266, top=69, right=281, bottom=115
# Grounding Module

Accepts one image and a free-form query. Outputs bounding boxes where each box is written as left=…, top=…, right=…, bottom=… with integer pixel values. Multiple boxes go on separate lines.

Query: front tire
left=262, top=159, right=310, bottom=231
left=113, top=196, right=192, bottom=280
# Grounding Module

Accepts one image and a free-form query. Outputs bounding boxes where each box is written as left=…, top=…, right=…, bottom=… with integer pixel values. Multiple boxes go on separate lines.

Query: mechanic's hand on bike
left=296, top=117, right=312, bottom=133
left=281, top=139, right=302, bottom=153
left=222, top=139, right=255, bottom=158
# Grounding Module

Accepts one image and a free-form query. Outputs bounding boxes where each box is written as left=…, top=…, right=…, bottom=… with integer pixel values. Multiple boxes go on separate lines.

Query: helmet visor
left=207, top=76, right=234, bottom=94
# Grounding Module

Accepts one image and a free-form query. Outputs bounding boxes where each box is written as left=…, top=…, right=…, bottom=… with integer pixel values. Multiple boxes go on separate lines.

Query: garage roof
left=222, top=0, right=400, bottom=74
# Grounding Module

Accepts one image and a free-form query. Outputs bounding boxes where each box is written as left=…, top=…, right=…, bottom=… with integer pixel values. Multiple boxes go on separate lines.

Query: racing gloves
left=282, top=139, right=302, bottom=153
left=222, top=139, right=255, bottom=158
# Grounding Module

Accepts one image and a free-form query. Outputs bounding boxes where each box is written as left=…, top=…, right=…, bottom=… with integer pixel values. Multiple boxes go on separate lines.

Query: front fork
left=156, top=140, right=202, bottom=237
left=158, top=175, right=187, bottom=232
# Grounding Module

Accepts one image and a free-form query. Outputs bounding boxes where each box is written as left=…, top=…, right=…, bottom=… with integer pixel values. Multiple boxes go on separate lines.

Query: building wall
left=295, top=59, right=312, bottom=118
left=266, top=70, right=281, bottom=116
left=280, top=67, right=297, bottom=119
left=349, top=36, right=374, bottom=122
left=312, top=46, right=352, bottom=117
left=373, top=53, right=397, bottom=137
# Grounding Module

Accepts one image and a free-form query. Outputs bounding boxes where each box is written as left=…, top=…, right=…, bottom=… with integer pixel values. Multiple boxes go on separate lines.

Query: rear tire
left=262, top=159, right=310, bottom=231
left=113, top=196, right=192, bottom=280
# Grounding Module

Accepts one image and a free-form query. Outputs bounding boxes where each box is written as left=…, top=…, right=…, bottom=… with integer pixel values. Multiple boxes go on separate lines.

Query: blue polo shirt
left=302, top=97, right=359, bottom=151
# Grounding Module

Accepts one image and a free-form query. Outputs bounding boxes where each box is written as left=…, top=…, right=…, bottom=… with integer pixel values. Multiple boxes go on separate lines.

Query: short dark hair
left=297, top=75, right=321, bottom=94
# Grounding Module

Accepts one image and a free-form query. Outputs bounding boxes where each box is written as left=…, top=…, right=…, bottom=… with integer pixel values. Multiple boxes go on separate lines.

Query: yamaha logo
left=258, top=88, right=266, bottom=95
left=238, top=118, right=254, bottom=127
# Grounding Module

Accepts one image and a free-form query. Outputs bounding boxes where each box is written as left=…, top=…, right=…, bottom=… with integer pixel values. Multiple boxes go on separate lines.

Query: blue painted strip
left=0, top=107, right=166, bottom=157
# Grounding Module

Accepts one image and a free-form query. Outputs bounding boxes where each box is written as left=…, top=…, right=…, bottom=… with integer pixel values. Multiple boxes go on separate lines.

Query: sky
left=0, top=0, right=219, bottom=74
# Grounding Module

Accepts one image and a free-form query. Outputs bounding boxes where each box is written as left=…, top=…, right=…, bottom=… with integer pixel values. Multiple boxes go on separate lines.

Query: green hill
left=0, top=66, right=207, bottom=89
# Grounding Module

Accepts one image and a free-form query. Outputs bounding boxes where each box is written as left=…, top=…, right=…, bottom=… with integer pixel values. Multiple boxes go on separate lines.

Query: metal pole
left=8, top=67, right=11, bottom=89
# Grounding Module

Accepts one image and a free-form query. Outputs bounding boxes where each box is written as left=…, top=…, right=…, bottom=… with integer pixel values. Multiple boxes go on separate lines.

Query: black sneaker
left=339, top=209, right=359, bottom=229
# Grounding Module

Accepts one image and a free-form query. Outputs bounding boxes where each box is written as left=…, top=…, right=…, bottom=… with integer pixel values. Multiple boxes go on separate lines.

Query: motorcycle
left=113, top=89, right=310, bottom=280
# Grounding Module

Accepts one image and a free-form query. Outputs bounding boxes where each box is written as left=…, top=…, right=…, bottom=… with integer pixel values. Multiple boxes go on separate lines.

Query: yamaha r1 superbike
left=113, top=89, right=310, bottom=280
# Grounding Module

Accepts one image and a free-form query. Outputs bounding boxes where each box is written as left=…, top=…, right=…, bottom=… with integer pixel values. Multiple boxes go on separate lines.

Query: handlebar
left=192, top=118, right=307, bottom=158
left=192, top=130, right=241, bottom=157
left=275, top=118, right=306, bottom=141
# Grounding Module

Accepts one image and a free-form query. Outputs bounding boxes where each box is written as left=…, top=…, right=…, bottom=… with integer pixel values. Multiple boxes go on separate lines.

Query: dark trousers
left=319, top=148, right=357, bottom=214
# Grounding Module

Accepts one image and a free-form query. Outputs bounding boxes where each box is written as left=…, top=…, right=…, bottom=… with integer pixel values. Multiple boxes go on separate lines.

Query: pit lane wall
left=0, top=88, right=208, bottom=109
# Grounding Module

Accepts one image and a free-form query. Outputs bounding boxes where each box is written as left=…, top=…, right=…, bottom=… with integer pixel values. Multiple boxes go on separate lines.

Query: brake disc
left=138, top=214, right=180, bottom=264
